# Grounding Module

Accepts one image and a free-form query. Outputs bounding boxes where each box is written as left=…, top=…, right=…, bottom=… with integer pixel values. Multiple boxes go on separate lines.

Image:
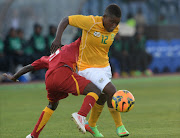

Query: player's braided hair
left=104, top=4, right=121, bottom=18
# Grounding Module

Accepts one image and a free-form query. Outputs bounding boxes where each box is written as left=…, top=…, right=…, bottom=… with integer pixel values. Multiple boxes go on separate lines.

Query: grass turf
left=0, top=75, right=180, bottom=138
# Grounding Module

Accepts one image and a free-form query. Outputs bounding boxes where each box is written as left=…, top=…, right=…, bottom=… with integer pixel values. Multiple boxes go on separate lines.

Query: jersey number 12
left=101, top=35, right=108, bottom=44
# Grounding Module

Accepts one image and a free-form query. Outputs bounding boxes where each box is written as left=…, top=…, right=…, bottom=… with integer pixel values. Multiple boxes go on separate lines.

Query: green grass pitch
left=0, top=75, right=180, bottom=138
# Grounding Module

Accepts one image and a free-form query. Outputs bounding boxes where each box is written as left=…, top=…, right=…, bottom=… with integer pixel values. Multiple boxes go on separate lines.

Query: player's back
left=48, top=38, right=80, bottom=70
left=31, top=38, right=81, bottom=78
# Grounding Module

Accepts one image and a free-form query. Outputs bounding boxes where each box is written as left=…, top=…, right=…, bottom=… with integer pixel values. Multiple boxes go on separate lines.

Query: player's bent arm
left=51, top=17, right=69, bottom=53
left=3, top=65, right=34, bottom=82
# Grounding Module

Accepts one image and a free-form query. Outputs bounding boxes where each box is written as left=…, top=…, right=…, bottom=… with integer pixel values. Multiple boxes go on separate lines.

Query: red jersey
left=31, top=38, right=81, bottom=78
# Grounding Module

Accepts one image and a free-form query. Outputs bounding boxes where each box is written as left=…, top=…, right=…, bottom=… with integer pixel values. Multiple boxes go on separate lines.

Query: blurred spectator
left=129, top=26, right=152, bottom=76
left=17, top=28, right=26, bottom=47
left=29, top=23, right=46, bottom=60
left=110, top=33, right=131, bottom=78
left=158, top=14, right=168, bottom=25
left=4, top=28, right=25, bottom=73
left=29, top=23, right=46, bottom=80
left=134, top=8, right=147, bottom=26
left=45, top=25, right=57, bottom=55
left=17, top=28, right=33, bottom=65
left=126, top=13, right=136, bottom=27
left=0, top=37, right=8, bottom=72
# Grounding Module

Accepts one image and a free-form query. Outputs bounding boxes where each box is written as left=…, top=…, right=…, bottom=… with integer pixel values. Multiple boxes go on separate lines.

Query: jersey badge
left=94, top=31, right=101, bottom=37
left=98, top=78, right=104, bottom=83
left=111, top=33, right=115, bottom=41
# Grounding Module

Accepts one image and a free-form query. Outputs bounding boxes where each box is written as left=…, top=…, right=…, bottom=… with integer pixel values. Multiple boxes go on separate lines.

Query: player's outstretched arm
left=50, top=17, right=69, bottom=53
left=3, top=65, right=34, bottom=82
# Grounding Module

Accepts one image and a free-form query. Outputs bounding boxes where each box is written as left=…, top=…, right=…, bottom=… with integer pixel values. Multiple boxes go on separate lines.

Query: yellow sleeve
left=68, top=15, right=95, bottom=31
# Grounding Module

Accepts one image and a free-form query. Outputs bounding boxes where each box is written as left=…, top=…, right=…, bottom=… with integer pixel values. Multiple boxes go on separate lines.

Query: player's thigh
left=78, top=67, right=111, bottom=92
left=46, top=75, right=68, bottom=102
left=83, top=82, right=101, bottom=96
left=46, top=69, right=73, bottom=102
left=63, top=72, right=91, bottom=95
left=103, top=82, right=116, bottom=97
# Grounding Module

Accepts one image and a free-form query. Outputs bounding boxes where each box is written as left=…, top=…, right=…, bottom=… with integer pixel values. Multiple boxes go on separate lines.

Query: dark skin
left=3, top=65, right=34, bottom=82
left=3, top=64, right=101, bottom=110
left=103, top=15, right=120, bottom=32
left=51, top=15, right=120, bottom=108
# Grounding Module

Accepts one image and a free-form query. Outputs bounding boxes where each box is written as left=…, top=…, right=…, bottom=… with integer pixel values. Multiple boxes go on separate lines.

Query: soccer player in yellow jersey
left=51, top=4, right=129, bottom=137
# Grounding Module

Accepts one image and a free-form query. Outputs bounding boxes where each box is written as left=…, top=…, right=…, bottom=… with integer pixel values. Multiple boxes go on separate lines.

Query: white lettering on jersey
left=49, top=49, right=60, bottom=61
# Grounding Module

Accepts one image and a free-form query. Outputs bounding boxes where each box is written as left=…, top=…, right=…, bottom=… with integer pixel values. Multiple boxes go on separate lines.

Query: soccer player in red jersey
left=3, top=38, right=102, bottom=138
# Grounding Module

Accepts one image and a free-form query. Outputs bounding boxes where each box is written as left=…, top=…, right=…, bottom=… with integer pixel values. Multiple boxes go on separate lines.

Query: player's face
left=103, top=15, right=120, bottom=32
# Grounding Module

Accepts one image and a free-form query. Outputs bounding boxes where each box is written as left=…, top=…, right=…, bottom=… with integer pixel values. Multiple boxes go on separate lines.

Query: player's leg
left=85, top=84, right=114, bottom=137
left=81, top=66, right=129, bottom=137
left=27, top=101, right=59, bottom=138
left=70, top=73, right=102, bottom=134
left=87, top=94, right=107, bottom=125
left=47, top=101, right=59, bottom=110
left=26, top=72, right=61, bottom=138
left=77, top=82, right=101, bottom=117
left=69, top=73, right=102, bottom=118
left=84, top=94, right=106, bottom=137
left=78, top=67, right=111, bottom=137
left=104, top=82, right=129, bottom=137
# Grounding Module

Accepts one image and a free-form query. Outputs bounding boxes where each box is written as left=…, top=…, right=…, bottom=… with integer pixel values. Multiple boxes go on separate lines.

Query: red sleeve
left=31, top=56, right=49, bottom=70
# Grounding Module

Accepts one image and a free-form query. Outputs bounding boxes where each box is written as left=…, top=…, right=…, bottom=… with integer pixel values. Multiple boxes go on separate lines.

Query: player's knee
left=92, top=86, right=101, bottom=97
left=47, top=101, right=59, bottom=111
left=103, top=82, right=116, bottom=97
left=96, top=94, right=107, bottom=105
left=84, top=82, right=101, bottom=96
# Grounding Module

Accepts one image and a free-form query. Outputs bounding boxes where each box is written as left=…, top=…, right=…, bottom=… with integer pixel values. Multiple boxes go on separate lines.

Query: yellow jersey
left=69, top=15, right=119, bottom=71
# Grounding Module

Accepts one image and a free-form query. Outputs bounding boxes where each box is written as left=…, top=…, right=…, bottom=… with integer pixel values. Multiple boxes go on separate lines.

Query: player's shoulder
left=82, top=15, right=99, bottom=24
left=40, top=56, right=49, bottom=62
left=80, top=15, right=102, bottom=24
left=90, top=15, right=102, bottom=23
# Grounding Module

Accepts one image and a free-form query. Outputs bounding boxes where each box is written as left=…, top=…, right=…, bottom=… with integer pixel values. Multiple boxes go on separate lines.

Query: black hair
left=8, top=27, right=16, bottom=35
left=49, top=25, right=56, bottom=30
left=104, top=4, right=121, bottom=18
left=34, top=23, right=42, bottom=30
left=16, top=28, right=23, bottom=33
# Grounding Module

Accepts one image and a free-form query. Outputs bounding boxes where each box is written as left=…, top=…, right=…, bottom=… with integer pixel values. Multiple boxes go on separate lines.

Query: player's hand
left=3, top=73, right=19, bottom=82
left=50, top=40, right=62, bottom=54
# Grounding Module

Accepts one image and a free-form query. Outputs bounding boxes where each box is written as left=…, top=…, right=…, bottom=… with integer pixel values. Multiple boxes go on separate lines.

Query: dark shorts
left=45, top=67, right=91, bottom=102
